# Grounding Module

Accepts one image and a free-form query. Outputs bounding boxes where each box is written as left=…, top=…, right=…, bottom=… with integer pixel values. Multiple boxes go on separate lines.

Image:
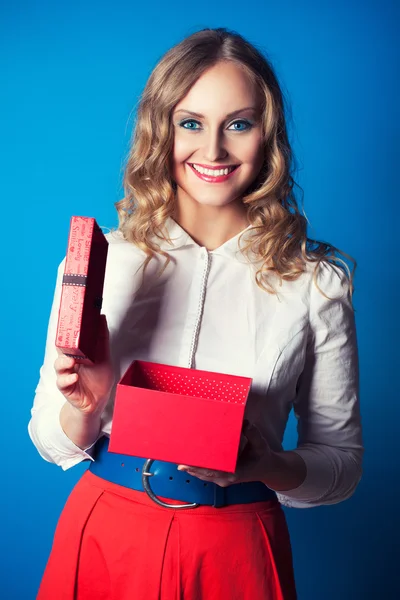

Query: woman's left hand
left=177, top=421, right=277, bottom=487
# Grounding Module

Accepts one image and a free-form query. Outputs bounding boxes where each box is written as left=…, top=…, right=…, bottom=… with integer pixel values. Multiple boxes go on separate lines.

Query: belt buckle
left=142, top=459, right=199, bottom=509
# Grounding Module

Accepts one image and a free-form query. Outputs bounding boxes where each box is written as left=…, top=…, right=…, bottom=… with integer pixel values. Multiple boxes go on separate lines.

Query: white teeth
left=191, top=164, right=235, bottom=176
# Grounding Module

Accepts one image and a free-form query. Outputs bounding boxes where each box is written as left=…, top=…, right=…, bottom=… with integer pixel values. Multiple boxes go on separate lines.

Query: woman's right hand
left=55, top=314, right=115, bottom=417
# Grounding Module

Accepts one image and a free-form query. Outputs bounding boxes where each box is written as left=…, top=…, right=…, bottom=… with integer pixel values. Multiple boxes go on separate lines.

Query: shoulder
left=306, top=260, right=351, bottom=302
left=104, top=229, right=147, bottom=263
left=266, top=259, right=349, bottom=298
left=303, top=261, right=354, bottom=334
left=269, top=260, right=353, bottom=327
left=105, top=228, right=137, bottom=248
left=100, top=229, right=147, bottom=290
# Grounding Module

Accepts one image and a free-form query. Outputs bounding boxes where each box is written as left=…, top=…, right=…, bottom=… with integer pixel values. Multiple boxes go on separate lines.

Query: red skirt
left=37, top=470, right=297, bottom=600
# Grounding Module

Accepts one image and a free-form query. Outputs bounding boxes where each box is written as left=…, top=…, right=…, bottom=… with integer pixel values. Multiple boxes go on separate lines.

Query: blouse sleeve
left=275, top=262, right=364, bottom=509
left=27, top=260, right=98, bottom=470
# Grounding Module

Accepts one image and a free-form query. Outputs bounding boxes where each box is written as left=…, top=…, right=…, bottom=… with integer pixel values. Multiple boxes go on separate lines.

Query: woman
left=29, top=27, right=363, bottom=600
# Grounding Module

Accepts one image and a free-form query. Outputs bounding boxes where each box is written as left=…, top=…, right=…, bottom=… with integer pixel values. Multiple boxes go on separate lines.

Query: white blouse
left=28, top=218, right=363, bottom=509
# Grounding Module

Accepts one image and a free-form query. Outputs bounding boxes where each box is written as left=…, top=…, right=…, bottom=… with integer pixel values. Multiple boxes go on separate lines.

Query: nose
left=202, top=128, right=228, bottom=163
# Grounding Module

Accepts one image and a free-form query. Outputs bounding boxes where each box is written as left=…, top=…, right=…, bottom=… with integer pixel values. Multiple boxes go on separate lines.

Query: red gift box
left=109, top=360, right=252, bottom=472
left=55, top=216, right=108, bottom=363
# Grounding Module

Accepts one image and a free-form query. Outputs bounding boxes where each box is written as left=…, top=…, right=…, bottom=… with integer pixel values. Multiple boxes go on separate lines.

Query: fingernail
left=177, top=465, right=188, bottom=471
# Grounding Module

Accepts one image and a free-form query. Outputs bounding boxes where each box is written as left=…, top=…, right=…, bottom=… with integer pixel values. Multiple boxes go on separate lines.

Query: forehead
left=174, top=61, right=260, bottom=116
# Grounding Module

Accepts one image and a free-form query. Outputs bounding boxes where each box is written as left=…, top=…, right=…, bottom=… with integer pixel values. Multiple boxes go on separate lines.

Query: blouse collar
left=156, top=217, right=256, bottom=263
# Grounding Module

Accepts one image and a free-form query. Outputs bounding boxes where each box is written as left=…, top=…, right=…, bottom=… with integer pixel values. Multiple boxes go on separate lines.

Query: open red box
left=109, top=360, right=252, bottom=473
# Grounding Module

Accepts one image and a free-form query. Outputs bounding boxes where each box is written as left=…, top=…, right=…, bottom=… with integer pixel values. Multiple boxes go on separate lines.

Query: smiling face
left=171, top=61, right=265, bottom=213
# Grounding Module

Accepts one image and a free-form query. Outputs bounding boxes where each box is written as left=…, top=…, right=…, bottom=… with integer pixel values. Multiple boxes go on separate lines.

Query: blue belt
left=89, top=436, right=276, bottom=509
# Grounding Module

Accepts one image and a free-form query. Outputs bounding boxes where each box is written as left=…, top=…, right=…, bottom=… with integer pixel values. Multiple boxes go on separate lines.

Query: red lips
left=188, top=163, right=239, bottom=183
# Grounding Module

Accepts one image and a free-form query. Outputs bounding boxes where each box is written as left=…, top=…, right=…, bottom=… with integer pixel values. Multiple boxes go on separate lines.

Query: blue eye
left=228, top=120, right=253, bottom=131
left=179, top=119, right=202, bottom=130
left=177, top=118, right=253, bottom=132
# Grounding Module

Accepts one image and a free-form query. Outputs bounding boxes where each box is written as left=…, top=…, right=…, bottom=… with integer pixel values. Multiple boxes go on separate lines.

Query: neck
left=173, top=190, right=249, bottom=251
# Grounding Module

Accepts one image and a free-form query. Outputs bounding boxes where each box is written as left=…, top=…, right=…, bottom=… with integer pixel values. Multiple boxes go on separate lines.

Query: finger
left=54, top=354, right=77, bottom=375
left=178, top=466, right=223, bottom=479
left=56, top=372, right=78, bottom=393
left=182, top=468, right=235, bottom=487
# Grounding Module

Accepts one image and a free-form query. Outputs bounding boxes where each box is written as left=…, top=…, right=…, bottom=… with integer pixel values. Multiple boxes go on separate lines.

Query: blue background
left=1, top=1, right=398, bottom=598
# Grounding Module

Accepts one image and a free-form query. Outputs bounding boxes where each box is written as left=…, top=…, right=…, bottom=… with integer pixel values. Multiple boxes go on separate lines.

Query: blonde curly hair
left=116, top=28, right=355, bottom=296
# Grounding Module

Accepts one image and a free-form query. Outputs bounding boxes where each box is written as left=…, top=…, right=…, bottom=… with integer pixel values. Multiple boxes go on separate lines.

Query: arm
left=272, top=262, right=363, bottom=508
left=59, top=402, right=102, bottom=451
left=28, top=261, right=112, bottom=470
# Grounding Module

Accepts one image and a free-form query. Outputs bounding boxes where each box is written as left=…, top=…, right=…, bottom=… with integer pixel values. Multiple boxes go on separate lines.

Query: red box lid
left=109, top=361, right=252, bottom=472
left=55, top=216, right=108, bottom=362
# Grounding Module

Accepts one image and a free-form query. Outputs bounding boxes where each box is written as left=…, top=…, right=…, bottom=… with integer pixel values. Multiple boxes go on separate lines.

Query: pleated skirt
left=37, top=470, right=297, bottom=600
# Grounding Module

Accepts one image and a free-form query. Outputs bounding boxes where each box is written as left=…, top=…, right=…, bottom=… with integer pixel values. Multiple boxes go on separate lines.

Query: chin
left=175, top=177, right=250, bottom=206
left=183, top=190, right=243, bottom=208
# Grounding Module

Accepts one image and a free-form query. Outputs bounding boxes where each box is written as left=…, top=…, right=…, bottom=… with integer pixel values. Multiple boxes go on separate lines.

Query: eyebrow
left=173, top=107, right=258, bottom=119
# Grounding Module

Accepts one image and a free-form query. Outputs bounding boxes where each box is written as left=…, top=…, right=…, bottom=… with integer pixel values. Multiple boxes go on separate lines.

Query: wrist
left=63, top=401, right=103, bottom=421
left=60, top=402, right=102, bottom=450
left=261, top=450, right=283, bottom=482
left=261, top=450, right=307, bottom=492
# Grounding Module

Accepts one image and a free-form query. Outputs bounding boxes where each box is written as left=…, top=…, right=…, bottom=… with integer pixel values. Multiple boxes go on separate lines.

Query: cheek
left=235, top=134, right=264, bottom=169
left=173, top=135, right=195, bottom=166
left=249, top=144, right=264, bottom=174
left=253, top=146, right=265, bottom=172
